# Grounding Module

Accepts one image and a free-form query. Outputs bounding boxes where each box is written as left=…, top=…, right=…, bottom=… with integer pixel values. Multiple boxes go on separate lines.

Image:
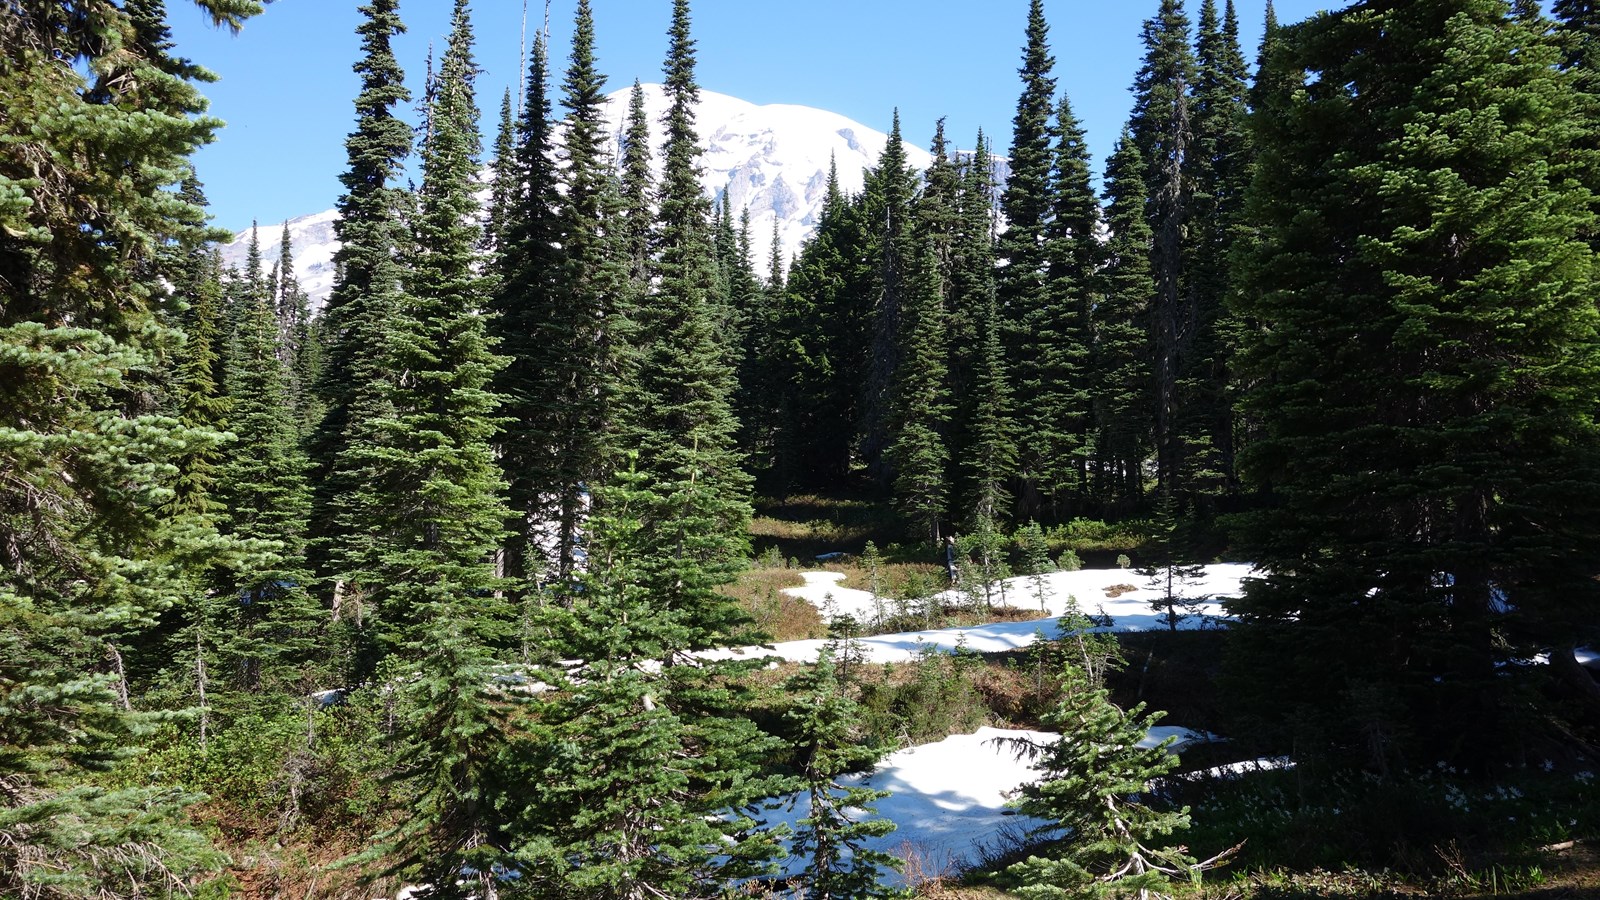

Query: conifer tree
left=1041, top=91, right=1104, bottom=515
left=489, top=30, right=567, bottom=589
left=953, top=136, right=1016, bottom=527
left=887, top=238, right=951, bottom=545
left=784, top=647, right=902, bottom=900
left=1230, top=0, right=1600, bottom=769
left=1, top=0, right=262, bottom=891
left=485, top=88, right=518, bottom=258
left=617, top=79, right=656, bottom=290
left=217, top=262, right=321, bottom=696
left=858, top=111, right=921, bottom=482
left=773, top=158, right=865, bottom=489
left=1004, top=664, right=1208, bottom=899
left=628, top=0, right=755, bottom=650
left=352, top=2, right=517, bottom=891
left=272, top=221, right=319, bottom=441
left=170, top=251, right=231, bottom=519
left=310, top=0, right=412, bottom=617
left=1093, top=133, right=1155, bottom=508
left=997, top=0, right=1066, bottom=520
left=1129, top=0, right=1197, bottom=503
left=1176, top=0, right=1252, bottom=508
left=1555, top=0, right=1600, bottom=77
left=509, top=468, right=789, bottom=898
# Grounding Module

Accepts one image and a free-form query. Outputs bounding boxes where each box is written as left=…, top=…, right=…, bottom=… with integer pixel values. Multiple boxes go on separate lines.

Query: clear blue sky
left=170, top=0, right=1335, bottom=233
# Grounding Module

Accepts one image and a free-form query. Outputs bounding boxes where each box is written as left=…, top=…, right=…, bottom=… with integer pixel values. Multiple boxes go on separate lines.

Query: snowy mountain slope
left=218, top=84, right=938, bottom=306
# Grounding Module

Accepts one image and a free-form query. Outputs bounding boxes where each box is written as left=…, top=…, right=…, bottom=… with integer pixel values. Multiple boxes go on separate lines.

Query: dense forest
left=4, top=0, right=1600, bottom=898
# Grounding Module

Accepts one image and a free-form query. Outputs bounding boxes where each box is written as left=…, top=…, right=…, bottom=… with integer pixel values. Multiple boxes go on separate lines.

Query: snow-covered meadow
left=710, top=563, right=1254, bottom=666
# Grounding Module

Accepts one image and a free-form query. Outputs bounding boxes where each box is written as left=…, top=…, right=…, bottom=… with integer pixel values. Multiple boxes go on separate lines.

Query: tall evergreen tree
left=952, top=136, right=1016, bottom=527
left=1041, top=91, right=1104, bottom=515
left=1177, top=0, right=1253, bottom=509
left=1229, top=0, right=1600, bottom=770
left=1129, top=0, right=1198, bottom=502
left=617, top=79, right=656, bottom=290
left=1094, top=132, right=1156, bottom=508
left=217, top=261, right=321, bottom=696
left=353, top=3, right=517, bottom=891
left=310, top=0, right=412, bottom=621
left=1, top=1, right=263, bottom=892
left=272, top=221, right=319, bottom=441
left=773, top=157, right=865, bottom=490
left=629, top=0, right=755, bottom=650
left=488, top=30, right=567, bottom=591
left=997, top=0, right=1068, bottom=520
left=857, top=111, right=920, bottom=483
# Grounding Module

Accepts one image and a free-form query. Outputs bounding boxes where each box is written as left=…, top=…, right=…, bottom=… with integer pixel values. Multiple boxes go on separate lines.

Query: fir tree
left=310, top=0, right=412, bottom=621
left=1176, top=0, right=1252, bottom=509
left=953, top=136, right=1017, bottom=527
left=1004, top=664, right=1213, bottom=900
left=354, top=2, right=517, bottom=891
left=1040, top=91, right=1104, bottom=515
left=489, top=30, right=566, bottom=590
left=617, top=79, right=655, bottom=290
left=510, top=467, right=789, bottom=898
left=272, top=221, right=319, bottom=442
left=857, top=110, right=921, bottom=483
left=629, top=0, right=756, bottom=650
left=997, top=0, right=1066, bottom=520
left=1230, top=0, right=1600, bottom=770
left=217, top=254, right=320, bottom=696
left=1094, top=132, right=1155, bottom=509
left=1129, top=0, right=1197, bottom=502
left=887, top=238, right=951, bottom=545
left=784, top=647, right=902, bottom=900
left=1, top=0, right=262, bottom=892
left=773, top=157, right=865, bottom=490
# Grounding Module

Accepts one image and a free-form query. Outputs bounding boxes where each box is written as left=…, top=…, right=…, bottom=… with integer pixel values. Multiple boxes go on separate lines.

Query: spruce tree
left=353, top=2, right=517, bottom=891
left=629, top=0, right=755, bottom=650
left=1230, top=0, right=1600, bottom=769
left=1129, top=0, right=1198, bottom=503
left=1, top=0, right=261, bottom=892
left=272, top=221, right=319, bottom=442
left=784, top=647, right=902, bottom=899
left=1094, top=132, right=1155, bottom=509
left=310, top=0, right=412, bottom=621
left=617, top=79, right=656, bottom=290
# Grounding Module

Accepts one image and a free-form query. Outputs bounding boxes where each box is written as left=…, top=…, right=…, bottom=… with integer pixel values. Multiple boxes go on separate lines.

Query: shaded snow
left=765, top=724, right=1218, bottom=886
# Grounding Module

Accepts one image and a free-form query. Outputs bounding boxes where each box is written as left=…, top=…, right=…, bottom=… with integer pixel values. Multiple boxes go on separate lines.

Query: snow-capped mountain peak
left=220, top=85, right=935, bottom=306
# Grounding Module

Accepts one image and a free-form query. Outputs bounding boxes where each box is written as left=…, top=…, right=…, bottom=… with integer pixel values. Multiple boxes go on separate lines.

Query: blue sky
left=170, top=0, right=1334, bottom=233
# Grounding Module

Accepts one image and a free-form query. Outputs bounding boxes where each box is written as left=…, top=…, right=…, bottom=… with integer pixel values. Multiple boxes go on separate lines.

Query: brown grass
left=1103, top=583, right=1139, bottom=598
left=723, top=567, right=825, bottom=642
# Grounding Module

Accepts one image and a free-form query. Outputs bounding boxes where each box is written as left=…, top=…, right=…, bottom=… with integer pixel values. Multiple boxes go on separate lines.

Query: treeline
left=6, top=0, right=1600, bottom=897
left=751, top=0, right=1256, bottom=545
